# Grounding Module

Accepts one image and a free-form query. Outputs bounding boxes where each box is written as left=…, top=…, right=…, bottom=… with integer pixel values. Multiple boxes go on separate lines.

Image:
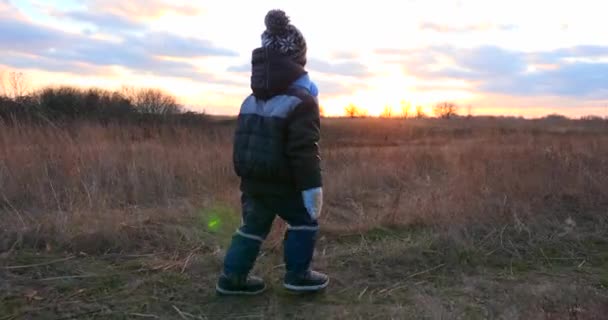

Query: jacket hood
left=250, top=47, right=306, bottom=100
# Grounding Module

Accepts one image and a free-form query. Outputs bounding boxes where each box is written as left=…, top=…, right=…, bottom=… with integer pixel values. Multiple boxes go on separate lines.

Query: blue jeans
left=222, top=193, right=319, bottom=277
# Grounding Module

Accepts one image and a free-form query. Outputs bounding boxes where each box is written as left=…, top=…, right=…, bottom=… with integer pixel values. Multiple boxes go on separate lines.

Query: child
left=216, top=9, right=327, bottom=295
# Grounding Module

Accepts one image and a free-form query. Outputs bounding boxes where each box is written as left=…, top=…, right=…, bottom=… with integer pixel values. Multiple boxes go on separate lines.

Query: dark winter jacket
left=233, top=47, right=322, bottom=195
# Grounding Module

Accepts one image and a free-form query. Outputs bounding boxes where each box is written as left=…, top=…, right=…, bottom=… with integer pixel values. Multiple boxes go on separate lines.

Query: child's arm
left=285, top=96, right=322, bottom=192
left=286, top=96, right=323, bottom=219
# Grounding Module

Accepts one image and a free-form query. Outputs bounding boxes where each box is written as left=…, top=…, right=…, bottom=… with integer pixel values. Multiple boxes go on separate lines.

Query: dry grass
left=1, top=117, right=608, bottom=319
left=0, top=121, right=237, bottom=252
left=2, top=117, right=606, bottom=249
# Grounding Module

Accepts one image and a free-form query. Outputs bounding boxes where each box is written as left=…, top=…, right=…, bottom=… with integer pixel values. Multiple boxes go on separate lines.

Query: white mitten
left=302, top=187, right=323, bottom=220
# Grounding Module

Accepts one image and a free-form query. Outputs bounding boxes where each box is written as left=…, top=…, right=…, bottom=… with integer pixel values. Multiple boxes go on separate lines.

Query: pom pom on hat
left=265, top=9, right=290, bottom=34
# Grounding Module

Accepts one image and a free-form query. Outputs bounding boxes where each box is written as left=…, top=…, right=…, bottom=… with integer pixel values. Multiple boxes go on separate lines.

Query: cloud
left=378, top=45, right=608, bottom=99
left=45, top=0, right=225, bottom=61
left=40, top=38, right=230, bottom=82
left=0, top=53, right=104, bottom=75
left=308, top=59, right=371, bottom=77
left=53, top=0, right=204, bottom=32
left=0, top=0, right=11, bottom=11
left=315, top=79, right=352, bottom=96
left=419, top=22, right=517, bottom=33
left=332, top=52, right=359, bottom=60
left=315, top=78, right=370, bottom=96
left=482, top=62, right=608, bottom=98
left=531, top=45, right=608, bottom=64
left=227, top=64, right=250, bottom=73
left=0, top=6, right=237, bottom=82
left=0, top=18, right=74, bottom=51
left=58, top=10, right=143, bottom=31
left=130, top=32, right=238, bottom=58
left=437, top=46, right=527, bottom=80
left=0, top=0, right=22, bottom=17
left=89, top=0, right=203, bottom=19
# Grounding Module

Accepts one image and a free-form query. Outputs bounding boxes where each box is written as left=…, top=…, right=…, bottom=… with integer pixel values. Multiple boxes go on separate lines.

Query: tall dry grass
left=1, top=118, right=607, bottom=253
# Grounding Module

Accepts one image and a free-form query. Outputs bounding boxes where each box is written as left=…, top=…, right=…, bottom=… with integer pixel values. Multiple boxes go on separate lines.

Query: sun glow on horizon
left=320, top=78, right=477, bottom=117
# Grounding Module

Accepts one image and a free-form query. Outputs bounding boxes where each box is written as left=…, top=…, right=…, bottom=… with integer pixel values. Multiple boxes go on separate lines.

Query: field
left=1, top=117, right=608, bottom=319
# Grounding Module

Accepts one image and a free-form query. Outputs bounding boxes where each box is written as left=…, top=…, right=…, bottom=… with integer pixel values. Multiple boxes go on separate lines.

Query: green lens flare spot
left=208, top=216, right=222, bottom=232
left=198, top=205, right=240, bottom=248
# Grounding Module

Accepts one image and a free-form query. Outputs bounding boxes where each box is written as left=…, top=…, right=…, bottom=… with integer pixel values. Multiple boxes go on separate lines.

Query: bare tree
left=415, top=105, right=426, bottom=119
left=356, top=107, right=369, bottom=118
left=433, top=101, right=458, bottom=119
left=580, top=115, right=603, bottom=121
left=120, top=86, right=136, bottom=101
left=0, top=69, right=6, bottom=97
left=400, top=101, right=411, bottom=119
left=0, top=70, right=28, bottom=98
left=8, top=71, right=28, bottom=98
left=380, top=105, right=393, bottom=118
left=344, top=103, right=358, bottom=118
left=122, top=87, right=182, bottom=115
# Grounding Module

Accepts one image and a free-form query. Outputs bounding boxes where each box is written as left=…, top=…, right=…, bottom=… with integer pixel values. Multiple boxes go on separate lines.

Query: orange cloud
left=92, top=0, right=204, bottom=20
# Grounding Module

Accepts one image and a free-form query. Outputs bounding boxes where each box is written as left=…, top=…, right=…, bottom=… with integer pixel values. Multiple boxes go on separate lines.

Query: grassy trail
left=2, top=228, right=607, bottom=320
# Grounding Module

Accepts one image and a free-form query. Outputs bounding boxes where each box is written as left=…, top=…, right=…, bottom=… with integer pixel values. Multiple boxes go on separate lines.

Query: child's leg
left=283, top=217, right=318, bottom=276
left=276, top=193, right=328, bottom=291
left=222, top=193, right=276, bottom=277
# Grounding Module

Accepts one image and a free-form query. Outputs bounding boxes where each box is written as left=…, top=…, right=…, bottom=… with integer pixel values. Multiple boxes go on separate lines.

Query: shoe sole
left=215, top=284, right=267, bottom=296
left=283, top=279, right=329, bottom=292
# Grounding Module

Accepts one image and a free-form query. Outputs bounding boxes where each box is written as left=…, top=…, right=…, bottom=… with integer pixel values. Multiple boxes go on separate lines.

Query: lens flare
left=207, top=215, right=222, bottom=232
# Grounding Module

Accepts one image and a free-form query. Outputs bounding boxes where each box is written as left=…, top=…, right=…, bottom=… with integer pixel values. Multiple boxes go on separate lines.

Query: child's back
left=234, top=47, right=321, bottom=196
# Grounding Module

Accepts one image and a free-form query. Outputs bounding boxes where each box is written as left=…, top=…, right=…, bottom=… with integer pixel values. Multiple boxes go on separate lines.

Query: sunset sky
left=1, top=0, right=607, bottom=117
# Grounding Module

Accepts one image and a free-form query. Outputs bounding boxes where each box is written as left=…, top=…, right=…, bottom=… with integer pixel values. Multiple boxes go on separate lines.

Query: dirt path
left=2, top=230, right=607, bottom=319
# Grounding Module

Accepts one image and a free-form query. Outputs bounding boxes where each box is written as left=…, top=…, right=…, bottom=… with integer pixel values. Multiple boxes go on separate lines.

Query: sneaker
left=283, top=270, right=329, bottom=292
left=216, top=274, right=267, bottom=296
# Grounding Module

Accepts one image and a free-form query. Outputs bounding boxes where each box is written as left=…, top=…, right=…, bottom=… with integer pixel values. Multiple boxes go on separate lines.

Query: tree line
left=343, top=101, right=463, bottom=119
left=0, top=71, right=207, bottom=125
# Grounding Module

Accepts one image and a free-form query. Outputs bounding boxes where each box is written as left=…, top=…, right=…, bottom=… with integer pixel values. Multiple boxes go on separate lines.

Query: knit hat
left=261, top=10, right=307, bottom=66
